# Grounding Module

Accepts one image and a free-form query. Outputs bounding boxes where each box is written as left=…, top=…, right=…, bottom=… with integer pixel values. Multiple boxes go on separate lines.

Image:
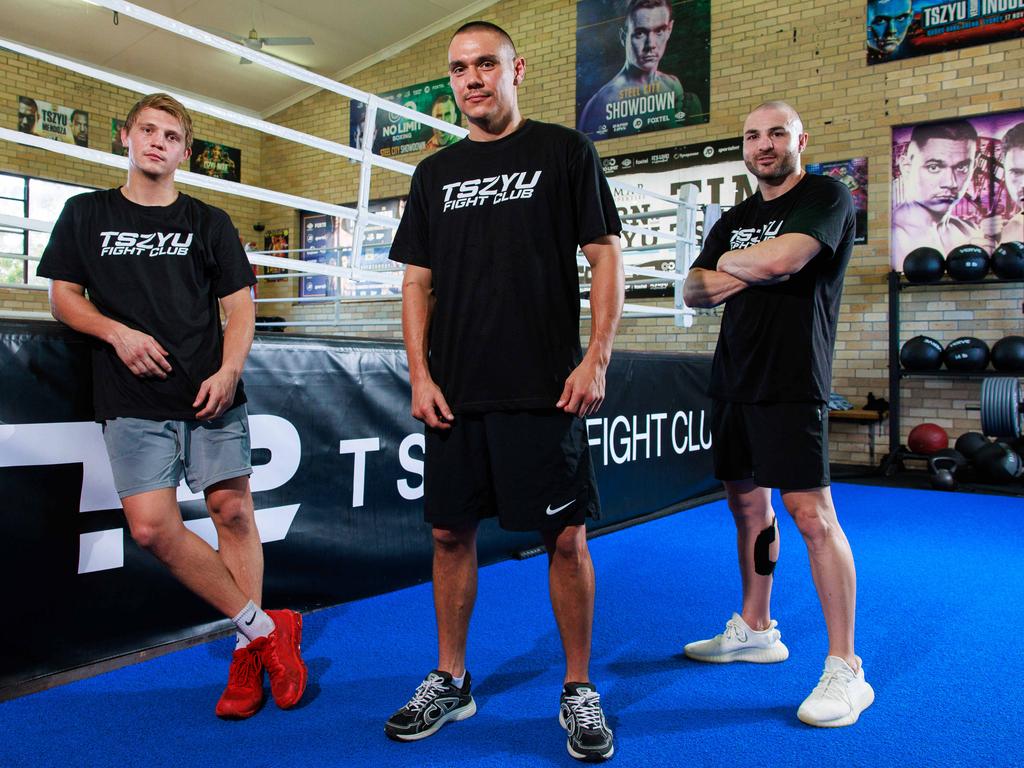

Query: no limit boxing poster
left=190, top=139, right=241, bottom=182
left=16, top=96, right=89, bottom=147
left=600, top=137, right=755, bottom=296
left=891, top=109, right=1024, bottom=270
left=866, top=0, right=1024, bottom=65
left=806, top=158, right=869, bottom=245
left=576, top=0, right=710, bottom=142
left=350, top=78, right=462, bottom=158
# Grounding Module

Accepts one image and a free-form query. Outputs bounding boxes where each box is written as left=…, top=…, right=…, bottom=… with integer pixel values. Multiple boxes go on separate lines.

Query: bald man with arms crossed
left=683, top=101, right=874, bottom=728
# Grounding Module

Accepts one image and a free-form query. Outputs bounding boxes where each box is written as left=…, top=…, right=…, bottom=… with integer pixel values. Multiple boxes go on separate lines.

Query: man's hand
left=557, top=355, right=606, bottom=418
left=193, top=367, right=240, bottom=420
left=411, top=377, right=454, bottom=429
left=110, top=326, right=172, bottom=379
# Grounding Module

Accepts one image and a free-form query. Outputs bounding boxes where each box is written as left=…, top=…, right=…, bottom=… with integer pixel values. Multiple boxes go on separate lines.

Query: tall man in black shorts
left=682, top=101, right=873, bottom=727
left=37, top=93, right=307, bottom=720
left=384, top=21, right=624, bottom=762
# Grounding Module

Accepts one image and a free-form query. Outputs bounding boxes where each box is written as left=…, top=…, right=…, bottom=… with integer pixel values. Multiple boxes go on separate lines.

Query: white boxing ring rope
left=1, top=1, right=700, bottom=328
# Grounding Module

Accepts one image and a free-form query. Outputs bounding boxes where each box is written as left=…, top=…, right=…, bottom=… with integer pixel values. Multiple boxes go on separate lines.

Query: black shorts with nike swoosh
left=424, top=409, right=600, bottom=532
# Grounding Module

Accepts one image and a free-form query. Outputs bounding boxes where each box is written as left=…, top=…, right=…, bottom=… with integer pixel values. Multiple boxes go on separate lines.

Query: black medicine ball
left=991, top=241, right=1024, bottom=279
left=945, top=244, right=990, bottom=281
left=903, top=247, right=945, bottom=283
left=974, top=441, right=1023, bottom=483
left=955, top=431, right=989, bottom=460
left=943, top=336, right=990, bottom=371
left=900, top=335, right=944, bottom=371
left=991, top=336, right=1024, bottom=373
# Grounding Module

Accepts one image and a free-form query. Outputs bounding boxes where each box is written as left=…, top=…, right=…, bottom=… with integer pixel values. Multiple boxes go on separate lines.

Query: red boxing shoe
left=215, top=646, right=265, bottom=719
left=251, top=609, right=308, bottom=709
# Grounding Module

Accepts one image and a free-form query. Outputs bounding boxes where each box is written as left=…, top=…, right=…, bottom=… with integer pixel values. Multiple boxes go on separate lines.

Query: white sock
left=231, top=600, right=275, bottom=641
left=235, top=632, right=249, bottom=650
left=451, top=672, right=465, bottom=689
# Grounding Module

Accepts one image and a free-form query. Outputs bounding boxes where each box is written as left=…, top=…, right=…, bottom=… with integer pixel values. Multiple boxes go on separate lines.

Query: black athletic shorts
left=424, top=409, right=600, bottom=532
left=710, top=399, right=830, bottom=490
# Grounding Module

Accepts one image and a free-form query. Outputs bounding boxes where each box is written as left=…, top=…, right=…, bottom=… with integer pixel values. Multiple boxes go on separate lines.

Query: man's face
left=432, top=98, right=457, bottom=125
left=122, top=107, right=190, bottom=179
left=867, top=0, right=913, bottom=54
left=448, top=29, right=523, bottom=128
left=623, top=6, right=674, bottom=74
left=17, top=100, right=37, bottom=133
left=72, top=113, right=88, bottom=144
left=1004, top=146, right=1024, bottom=208
left=902, top=138, right=976, bottom=213
left=742, top=106, right=807, bottom=181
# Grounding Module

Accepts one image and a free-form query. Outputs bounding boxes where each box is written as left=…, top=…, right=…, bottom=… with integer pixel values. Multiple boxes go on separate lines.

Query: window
left=0, top=172, right=95, bottom=286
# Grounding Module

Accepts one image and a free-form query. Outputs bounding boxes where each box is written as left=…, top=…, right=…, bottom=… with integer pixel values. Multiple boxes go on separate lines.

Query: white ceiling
left=0, top=0, right=497, bottom=116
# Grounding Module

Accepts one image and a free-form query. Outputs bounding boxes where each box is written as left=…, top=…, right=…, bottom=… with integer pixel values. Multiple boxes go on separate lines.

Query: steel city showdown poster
left=576, top=0, right=710, bottom=142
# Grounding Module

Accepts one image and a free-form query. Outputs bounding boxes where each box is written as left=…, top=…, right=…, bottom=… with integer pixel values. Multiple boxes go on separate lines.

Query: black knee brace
left=754, top=516, right=777, bottom=576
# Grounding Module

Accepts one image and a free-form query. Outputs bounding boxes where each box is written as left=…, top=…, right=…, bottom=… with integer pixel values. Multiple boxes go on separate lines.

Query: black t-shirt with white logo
left=390, top=120, right=621, bottom=412
left=692, top=173, right=854, bottom=403
left=37, top=188, right=257, bottom=421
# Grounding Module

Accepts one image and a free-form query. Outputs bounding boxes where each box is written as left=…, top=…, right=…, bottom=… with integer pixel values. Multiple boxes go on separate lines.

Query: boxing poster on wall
left=299, top=200, right=406, bottom=299
left=299, top=213, right=340, bottom=298
left=349, top=78, right=462, bottom=158
left=891, top=109, right=1024, bottom=270
left=262, top=228, right=290, bottom=279
left=576, top=0, right=710, bottom=142
left=600, top=137, right=755, bottom=296
left=16, top=96, right=89, bottom=147
left=867, top=1, right=1024, bottom=65
left=806, top=158, right=868, bottom=245
left=111, top=119, right=127, bottom=156
left=189, top=139, right=241, bottom=182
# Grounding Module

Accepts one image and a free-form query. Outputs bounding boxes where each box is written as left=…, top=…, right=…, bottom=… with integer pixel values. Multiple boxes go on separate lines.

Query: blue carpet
left=2, top=483, right=1021, bottom=767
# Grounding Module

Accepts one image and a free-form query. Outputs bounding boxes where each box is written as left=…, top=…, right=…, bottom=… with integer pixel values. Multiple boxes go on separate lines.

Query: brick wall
left=3, top=2, right=1023, bottom=465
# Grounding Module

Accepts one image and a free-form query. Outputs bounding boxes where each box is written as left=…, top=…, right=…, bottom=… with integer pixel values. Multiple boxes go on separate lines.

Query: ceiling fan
left=204, top=26, right=315, bottom=64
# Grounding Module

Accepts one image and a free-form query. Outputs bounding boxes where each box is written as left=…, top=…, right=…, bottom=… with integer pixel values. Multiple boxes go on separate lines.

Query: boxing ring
left=0, top=0, right=717, bottom=696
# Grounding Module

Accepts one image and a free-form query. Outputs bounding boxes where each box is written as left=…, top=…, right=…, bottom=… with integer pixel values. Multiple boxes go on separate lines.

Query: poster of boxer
left=190, top=139, right=241, bottom=182
left=16, top=96, right=88, bottom=146
left=576, top=0, right=710, bottom=142
left=867, top=0, right=1024, bottom=65
left=806, top=158, right=868, bottom=244
left=350, top=78, right=461, bottom=157
left=891, top=109, right=1024, bottom=270
left=111, top=119, right=127, bottom=156
left=263, top=228, right=290, bottom=279
left=600, top=137, right=754, bottom=296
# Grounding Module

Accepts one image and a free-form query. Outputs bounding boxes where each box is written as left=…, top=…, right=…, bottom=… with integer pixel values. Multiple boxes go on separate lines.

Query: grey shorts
left=102, top=404, right=252, bottom=499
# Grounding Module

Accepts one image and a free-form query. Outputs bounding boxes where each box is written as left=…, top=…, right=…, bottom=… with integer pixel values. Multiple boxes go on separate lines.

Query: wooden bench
left=828, top=408, right=887, bottom=464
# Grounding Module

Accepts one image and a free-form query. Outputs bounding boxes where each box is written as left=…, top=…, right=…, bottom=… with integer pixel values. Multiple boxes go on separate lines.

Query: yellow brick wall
left=4, top=2, right=1023, bottom=466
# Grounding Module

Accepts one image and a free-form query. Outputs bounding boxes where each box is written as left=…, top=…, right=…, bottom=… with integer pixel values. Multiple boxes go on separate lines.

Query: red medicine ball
left=908, top=423, right=949, bottom=455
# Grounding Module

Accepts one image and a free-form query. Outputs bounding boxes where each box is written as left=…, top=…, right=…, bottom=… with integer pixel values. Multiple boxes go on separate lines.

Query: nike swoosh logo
left=546, top=500, right=575, bottom=516
left=244, top=612, right=257, bottom=626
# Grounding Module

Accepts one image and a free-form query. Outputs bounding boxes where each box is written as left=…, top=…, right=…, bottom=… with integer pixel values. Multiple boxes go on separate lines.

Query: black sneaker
left=384, top=670, right=476, bottom=742
left=559, top=682, right=614, bottom=761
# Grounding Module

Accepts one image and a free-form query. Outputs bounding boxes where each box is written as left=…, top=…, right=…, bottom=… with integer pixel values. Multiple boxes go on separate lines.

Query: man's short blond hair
left=124, top=93, right=193, bottom=148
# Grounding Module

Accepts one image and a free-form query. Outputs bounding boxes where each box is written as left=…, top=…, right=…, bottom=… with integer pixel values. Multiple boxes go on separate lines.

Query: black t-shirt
left=37, top=188, right=257, bottom=421
left=692, top=173, right=854, bottom=403
left=389, top=120, right=621, bottom=412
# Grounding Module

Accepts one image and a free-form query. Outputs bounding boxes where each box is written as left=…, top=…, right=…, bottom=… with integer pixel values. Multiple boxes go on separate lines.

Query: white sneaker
left=797, top=655, right=874, bottom=727
left=684, top=613, right=790, bottom=663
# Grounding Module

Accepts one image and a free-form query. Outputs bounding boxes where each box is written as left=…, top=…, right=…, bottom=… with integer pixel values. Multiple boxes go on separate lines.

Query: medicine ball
left=903, top=247, right=945, bottom=283
left=945, top=244, right=990, bottom=281
left=943, top=336, right=989, bottom=372
left=908, top=423, right=949, bottom=455
left=991, top=336, right=1024, bottom=373
left=954, top=431, right=989, bottom=460
left=974, top=441, right=1023, bottom=483
left=991, top=241, right=1024, bottom=279
left=900, top=335, right=943, bottom=371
